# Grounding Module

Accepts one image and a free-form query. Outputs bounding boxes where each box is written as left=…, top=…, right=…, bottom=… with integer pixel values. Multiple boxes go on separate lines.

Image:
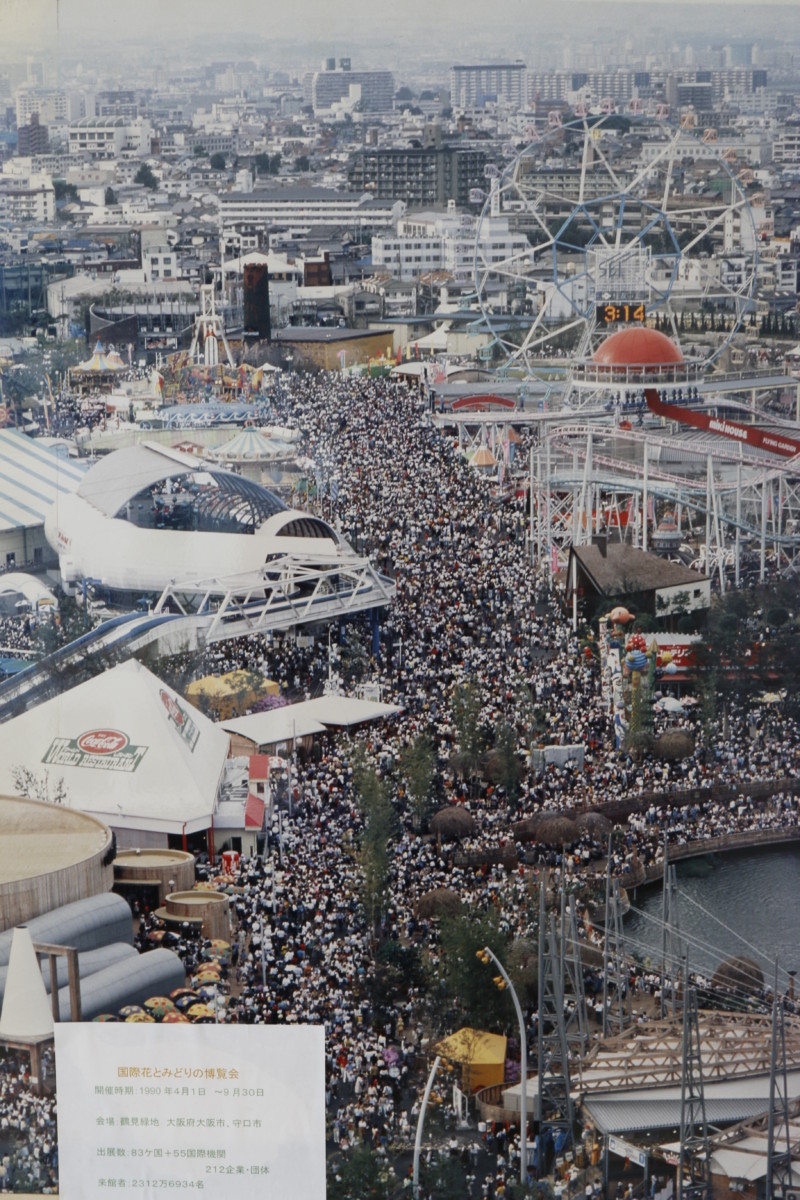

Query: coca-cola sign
left=160, top=689, right=200, bottom=752
left=43, top=728, right=147, bottom=773
left=77, top=729, right=129, bottom=755
left=160, top=690, right=184, bottom=727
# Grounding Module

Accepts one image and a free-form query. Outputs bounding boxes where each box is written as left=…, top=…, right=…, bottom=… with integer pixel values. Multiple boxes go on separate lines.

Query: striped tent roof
left=76, top=341, right=126, bottom=373
left=209, top=429, right=296, bottom=462
left=469, top=446, right=497, bottom=468
left=0, top=430, right=85, bottom=533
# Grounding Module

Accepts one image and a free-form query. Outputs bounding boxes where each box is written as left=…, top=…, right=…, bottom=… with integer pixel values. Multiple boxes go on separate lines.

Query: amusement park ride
left=453, top=115, right=800, bottom=587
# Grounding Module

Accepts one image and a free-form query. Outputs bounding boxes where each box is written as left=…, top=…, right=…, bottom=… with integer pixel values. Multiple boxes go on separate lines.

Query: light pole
left=477, top=946, right=528, bottom=1188
left=412, top=1054, right=441, bottom=1199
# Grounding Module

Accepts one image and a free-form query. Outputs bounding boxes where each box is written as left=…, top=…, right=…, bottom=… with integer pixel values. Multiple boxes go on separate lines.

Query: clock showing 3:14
left=596, top=302, right=647, bottom=324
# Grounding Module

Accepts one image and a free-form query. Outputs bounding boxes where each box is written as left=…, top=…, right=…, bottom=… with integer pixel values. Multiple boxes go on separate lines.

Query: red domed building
left=577, top=325, right=698, bottom=390
left=592, top=327, right=685, bottom=370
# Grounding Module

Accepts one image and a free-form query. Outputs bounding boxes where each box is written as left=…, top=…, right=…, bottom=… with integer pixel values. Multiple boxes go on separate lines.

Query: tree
left=399, top=732, right=435, bottom=832
left=450, top=681, right=484, bottom=787
left=254, top=152, right=281, bottom=176
left=436, top=910, right=512, bottom=1031
left=624, top=668, right=652, bottom=762
left=134, top=163, right=158, bottom=190
left=355, top=763, right=395, bottom=941
left=209, top=152, right=226, bottom=171
left=418, top=1155, right=471, bottom=1198
left=370, top=939, right=425, bottom=1014
left=53, top=179, right=78, bottom=203
left=104, top=186, right=117, bottom=206
left=11, top=765, right=69, bottom=806
left=484, top=719, right=521, bottom=803
left=327, top=1145, right=394, bottom=1200
left=295, top=154, right=310, bottom=172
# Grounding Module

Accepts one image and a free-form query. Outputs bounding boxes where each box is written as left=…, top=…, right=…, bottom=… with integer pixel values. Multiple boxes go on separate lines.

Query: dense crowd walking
left=3, top=373, right=799, bottom=1196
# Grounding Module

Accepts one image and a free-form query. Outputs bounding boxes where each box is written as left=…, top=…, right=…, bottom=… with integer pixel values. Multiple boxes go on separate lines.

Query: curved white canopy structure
left=45, top=441, right=350, bottom=593
left=0, top=572, right=58, bottom=615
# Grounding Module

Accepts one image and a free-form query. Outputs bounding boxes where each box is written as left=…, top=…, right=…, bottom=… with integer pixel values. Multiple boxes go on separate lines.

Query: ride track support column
left=642, top=442, right=649, bottom=555
left=545, top=435, right=552, bottom=590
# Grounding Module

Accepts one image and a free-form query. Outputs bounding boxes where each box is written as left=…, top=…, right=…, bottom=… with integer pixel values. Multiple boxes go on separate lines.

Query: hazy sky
left=2, top=0, right=797, bottom=57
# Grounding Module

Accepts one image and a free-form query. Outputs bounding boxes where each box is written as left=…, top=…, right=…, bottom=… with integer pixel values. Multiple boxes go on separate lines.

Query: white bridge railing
left=154, top=552, right=396, bottom=643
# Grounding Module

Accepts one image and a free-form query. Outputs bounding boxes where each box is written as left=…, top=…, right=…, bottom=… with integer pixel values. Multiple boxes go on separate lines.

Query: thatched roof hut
left=575, top=811, right=613, bottom=837
left=511, top=815, right=543, bottom=842
left=653, top=730, right=696, bottom=761
left=430, top=806, right=475, bottom=841
left=535, top=815, right=580, bottom=846
left=710, top=955, right=764, bottom=996
left=415, top=888, right=463, bottom=919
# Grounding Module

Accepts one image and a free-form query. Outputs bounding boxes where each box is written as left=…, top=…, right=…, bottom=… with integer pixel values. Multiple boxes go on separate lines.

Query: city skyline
left=3, top=0, right=799, bottom=59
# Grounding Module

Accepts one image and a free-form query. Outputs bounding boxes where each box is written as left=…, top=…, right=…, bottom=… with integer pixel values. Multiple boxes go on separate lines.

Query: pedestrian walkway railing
left=618, top=825, right=800, bottom=889
left=593, top=774, right=800, bottom=824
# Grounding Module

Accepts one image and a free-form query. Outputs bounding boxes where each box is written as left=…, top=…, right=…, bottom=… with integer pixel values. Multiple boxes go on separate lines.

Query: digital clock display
left=596, top=302, right=647, bottom=325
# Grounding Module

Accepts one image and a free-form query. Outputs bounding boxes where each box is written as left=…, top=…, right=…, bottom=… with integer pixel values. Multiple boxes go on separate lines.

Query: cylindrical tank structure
left=0, top=795, right=115, bottom=932
left=155, top=890, right=230, bottom=942
left=0, top=942, right=138, bottom=1006
left=114, top=849, right=195, bottom=907
left=55, top=947, right=186, bottom=1021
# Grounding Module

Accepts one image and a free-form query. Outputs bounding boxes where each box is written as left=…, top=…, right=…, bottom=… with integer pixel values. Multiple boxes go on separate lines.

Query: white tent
left=220, top=709, right=328, bottom=747
left=0, top=572, right=58, bottom=616
left=0, top=660, right=229, bottom=838
left=220, top=694, right=401, bottom=747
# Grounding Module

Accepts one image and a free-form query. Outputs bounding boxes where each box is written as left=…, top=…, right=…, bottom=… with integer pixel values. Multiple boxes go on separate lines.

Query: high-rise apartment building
left=449, top=63, right=527, bottom=111
left=15, top=86, right=67, bottom=126
left=309, top=60, right=394, bottom=115
left=347, top=144, right=491, bottom=208
left=17, top=113, right=49, bottom=156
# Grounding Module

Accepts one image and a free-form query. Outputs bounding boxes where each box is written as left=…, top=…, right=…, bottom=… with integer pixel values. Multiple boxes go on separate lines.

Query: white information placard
left=54, top=1023, right=325, bottom=1199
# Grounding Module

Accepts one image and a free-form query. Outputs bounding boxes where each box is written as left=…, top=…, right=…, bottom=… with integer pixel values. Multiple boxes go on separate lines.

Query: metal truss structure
left=561, top=891, right=590, bottom=1058
left=187, top=283, right=234, bottom=368
left=473, top=121, right=758, bottom=378
left=707, top=1104, right=800, bottom=1200
left=661, top=856, right=684, bottom=1020
left=0, top=554, right=395, bottom=724
left=578, top=1011, right=800, bottom=1094
left=153, top=552, right=396, bottom=643
left=530, top=419, right=800, bottom=584
left=602, top=874, right=632, bottom=1038
left=538, top=885, right=575, bottom=1152
left=679, top=987, right=712, bottom=1200
left=767, top=997, right=795, bottom=1200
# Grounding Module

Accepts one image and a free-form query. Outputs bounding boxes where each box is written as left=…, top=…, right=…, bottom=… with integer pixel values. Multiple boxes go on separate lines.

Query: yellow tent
left=185, top=671, right=279, bottom=721
left=434, top=1027, right=507, bottom=1092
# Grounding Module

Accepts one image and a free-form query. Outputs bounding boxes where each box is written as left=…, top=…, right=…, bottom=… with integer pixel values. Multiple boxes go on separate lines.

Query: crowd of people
left=4, top=371, right=800, bottom=1196
left=0, top=616, right=37, bottom=657
left=0, top=1050, right=57, bottom=1194
left=177, top=374, right=800, bottom=1192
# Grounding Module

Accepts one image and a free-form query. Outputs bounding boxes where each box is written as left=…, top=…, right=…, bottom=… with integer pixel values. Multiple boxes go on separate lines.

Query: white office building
left=219, top=187, right=403, bottom=243
left=372, top=208, right=530, bottom=282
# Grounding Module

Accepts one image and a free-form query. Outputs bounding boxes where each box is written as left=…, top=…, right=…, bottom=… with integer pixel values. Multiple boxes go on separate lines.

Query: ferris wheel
left=471, top=114, right=759, bottom=376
